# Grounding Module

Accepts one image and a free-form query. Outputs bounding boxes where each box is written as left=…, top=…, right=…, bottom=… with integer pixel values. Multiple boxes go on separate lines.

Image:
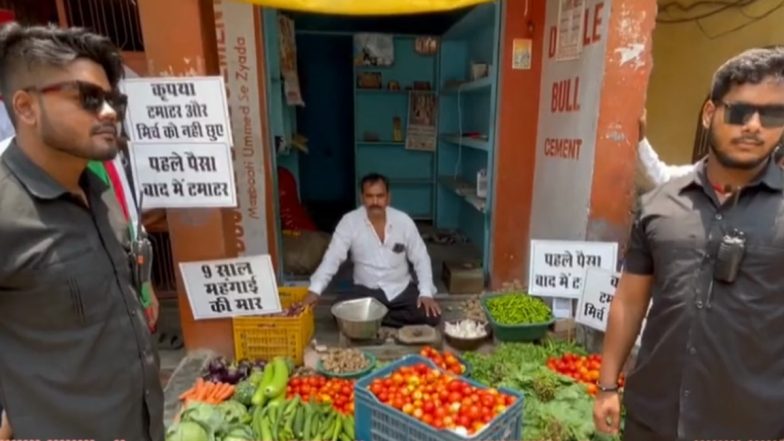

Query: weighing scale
left=336, top=325, right=445, bottom=361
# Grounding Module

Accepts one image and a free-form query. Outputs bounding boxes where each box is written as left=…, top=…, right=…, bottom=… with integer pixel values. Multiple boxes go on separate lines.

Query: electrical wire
left=655, top=0, right=784, bottom=40
left=656, top=0, right=754, bottom=23
left=695, top=0, right=784, bottom=39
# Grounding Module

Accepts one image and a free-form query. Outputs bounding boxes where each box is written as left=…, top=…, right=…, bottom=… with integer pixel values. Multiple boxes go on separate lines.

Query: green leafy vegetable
left=464, top=342, right=600, bottom=441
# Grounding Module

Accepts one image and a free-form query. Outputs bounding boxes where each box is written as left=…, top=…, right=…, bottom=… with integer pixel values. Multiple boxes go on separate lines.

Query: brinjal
left=207, top=372, right=224, bottom=383
left=223, top=364, right=243, bottom=384
left=237, top=363, right=251, bottom=380
left=207, top=356, right=228, bottom=376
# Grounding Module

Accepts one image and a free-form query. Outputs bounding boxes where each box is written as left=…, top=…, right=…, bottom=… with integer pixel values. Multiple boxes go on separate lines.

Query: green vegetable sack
left=486, top=293, right=553, bottom=325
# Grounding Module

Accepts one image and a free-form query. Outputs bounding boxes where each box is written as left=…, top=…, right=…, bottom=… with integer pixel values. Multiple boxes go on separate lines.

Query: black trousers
left=338, top=282, right=441, bottom=328
left=623, top=415, right=677, bottom=441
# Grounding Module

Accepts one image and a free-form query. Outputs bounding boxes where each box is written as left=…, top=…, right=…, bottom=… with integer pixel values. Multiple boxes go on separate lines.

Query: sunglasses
left=24, top=80, right=128, bottom=119
left=720, top=101, right=784, bottom=128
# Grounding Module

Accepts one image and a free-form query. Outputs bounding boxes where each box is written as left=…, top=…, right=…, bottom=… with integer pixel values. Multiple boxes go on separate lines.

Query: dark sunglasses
left=720, top=101, right=784, bottom=128
left=24, top=80, right=128, bottom=119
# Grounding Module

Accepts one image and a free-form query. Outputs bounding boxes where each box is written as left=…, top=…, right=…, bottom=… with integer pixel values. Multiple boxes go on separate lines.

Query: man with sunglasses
left=0, top=23, right=163, bottom=441
left=594, top=47, right=784, bottom=440
left=636, top=108, right=784, bottom=192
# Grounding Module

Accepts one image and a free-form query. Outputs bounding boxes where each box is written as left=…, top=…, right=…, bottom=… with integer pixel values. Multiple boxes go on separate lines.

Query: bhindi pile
left=486, top=293, right=552, bottom=325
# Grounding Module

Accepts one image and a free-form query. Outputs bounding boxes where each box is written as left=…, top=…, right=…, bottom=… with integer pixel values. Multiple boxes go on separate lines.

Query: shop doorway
left=264, top=4, right=503, bottom=295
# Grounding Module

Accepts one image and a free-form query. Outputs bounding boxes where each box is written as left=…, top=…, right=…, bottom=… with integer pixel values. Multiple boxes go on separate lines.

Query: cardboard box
left=442, top=260, right=484, bottom=294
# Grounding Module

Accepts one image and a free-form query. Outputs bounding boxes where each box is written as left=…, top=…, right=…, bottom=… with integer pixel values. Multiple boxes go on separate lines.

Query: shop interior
left=264, top=3, right=503, bottom=296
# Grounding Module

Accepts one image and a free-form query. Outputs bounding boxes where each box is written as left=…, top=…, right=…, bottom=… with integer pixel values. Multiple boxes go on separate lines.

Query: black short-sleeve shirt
left=0, top=141, right=164, bottom=440
left=622, top=157, right=784, bottom=440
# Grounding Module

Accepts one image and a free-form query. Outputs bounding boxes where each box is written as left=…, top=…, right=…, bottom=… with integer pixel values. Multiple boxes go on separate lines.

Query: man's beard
left=40, top=112, right=118, bottom=161
left=707, top=124, right=769, bottom=170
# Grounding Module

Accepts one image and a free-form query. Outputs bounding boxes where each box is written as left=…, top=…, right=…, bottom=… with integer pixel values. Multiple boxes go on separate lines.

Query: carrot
left=178, top=388, right=193, bottom=400
left=199, top=382, right=213, bottom=401
left=216, top=383, right=234, bottom=401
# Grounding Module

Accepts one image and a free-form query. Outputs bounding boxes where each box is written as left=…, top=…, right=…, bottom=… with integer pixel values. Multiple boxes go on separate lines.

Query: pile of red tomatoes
left=286, top=375, right=355, bottom=414
left=419, top=346, right=467, bottom=376
left=368, top=362, right=516, bottom=436
left=546, top=352, right=625, bottom=396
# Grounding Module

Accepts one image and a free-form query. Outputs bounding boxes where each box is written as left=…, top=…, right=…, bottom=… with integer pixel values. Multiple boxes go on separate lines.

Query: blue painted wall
left=295, top=34, right=356, bottom=208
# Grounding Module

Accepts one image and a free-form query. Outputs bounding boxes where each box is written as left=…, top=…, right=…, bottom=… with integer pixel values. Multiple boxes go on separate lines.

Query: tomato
left=457, top=415, right=471, bottom=429
left=586, top=383, right=598, bottom=396
left=435, top=407, right=447, bottom=418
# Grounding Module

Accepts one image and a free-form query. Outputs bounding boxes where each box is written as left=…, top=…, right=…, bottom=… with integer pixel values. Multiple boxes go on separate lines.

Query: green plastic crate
left=480, top=293, right=555, bottom=342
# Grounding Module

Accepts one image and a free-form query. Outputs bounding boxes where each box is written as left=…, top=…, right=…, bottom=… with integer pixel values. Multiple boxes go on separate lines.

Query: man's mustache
left=91, top=124, right=118, bottom=136
left=731, top=136, right=763, bottom=145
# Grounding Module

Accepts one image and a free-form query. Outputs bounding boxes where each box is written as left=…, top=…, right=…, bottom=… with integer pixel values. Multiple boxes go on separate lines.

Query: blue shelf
left=354, top=36, right=437, bottom=221
left=356, top=88, right=410, bottom=95
left=440, top=134, right=490, bottom=151
left=435, top=1, right=501, bottom=279
left=438, top=176, right=487, bottom=213
left=357, top=141, right=405, bottom=146
left=441, top=76, right=493, bottom=94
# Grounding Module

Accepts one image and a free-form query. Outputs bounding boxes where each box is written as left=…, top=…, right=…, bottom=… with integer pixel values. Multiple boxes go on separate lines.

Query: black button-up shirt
left=0, top=141, right=164, bottom=441
left=623, top=157, right=784, bottom=440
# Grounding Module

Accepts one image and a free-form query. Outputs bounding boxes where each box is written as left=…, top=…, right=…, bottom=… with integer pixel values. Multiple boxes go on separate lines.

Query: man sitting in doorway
left=304, top=173, right=441, bottom=328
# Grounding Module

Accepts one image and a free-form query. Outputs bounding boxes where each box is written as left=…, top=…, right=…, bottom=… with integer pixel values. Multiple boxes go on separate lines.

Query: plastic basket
left=480, top=293, right=554, bottom=342
left=232, top=287, right=314, bottom=365
left=354, top=355, right=524, bottom=441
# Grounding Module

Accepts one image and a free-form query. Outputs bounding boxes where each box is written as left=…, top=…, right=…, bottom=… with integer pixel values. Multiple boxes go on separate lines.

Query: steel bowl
left=331, top=297, right=389, bottom=340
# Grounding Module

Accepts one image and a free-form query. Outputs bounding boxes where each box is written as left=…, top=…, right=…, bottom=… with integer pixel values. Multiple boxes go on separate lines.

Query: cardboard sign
left=121, top=76, right=233, bottom=145
left=179, top=255, right=283, bottom=320
left=576, top=267, right=647, bottom=346
left=529, top=239, right=618, bottom=299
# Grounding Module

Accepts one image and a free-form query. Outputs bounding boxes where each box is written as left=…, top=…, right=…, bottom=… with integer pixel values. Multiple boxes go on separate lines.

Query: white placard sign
left=121, top=76, right=233, bottom=145
left=179, top=255, right=282, bottom=320
left=576, top=267, right=647, bottom=346
left=130, top=143, right=237, bottom=208
left=556, top=0, right=585, bottom=61
left=575, top=267, right=618, bottom=330
left=529, top=239, right=618, bottom=298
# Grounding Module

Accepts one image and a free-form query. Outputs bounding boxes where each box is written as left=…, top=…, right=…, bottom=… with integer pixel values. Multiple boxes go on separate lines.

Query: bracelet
left=596, top=383, right=620, bottom=393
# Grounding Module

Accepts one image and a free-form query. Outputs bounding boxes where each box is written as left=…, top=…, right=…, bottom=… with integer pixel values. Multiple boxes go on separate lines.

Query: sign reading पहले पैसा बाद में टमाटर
left=120, top=76, right=237, bottom=209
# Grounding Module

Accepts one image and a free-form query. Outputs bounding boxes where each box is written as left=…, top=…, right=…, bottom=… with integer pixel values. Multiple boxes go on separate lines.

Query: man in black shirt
left=594, top=47, right=784, bottom=440
left=0, top=24, right=163, bottom=440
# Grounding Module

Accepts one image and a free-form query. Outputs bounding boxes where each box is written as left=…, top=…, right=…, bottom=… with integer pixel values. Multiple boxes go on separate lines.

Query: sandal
left=156, top=331, right=184, bottom=350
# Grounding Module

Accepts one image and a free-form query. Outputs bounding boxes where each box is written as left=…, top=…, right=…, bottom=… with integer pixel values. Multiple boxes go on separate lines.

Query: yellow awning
left=232, top=0, right=494, bottom=15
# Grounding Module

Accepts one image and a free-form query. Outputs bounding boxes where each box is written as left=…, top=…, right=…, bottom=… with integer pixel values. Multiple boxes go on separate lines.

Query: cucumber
left=264, top=357, right=290, bottom=398
left=252, top=362, right=277, bottom=406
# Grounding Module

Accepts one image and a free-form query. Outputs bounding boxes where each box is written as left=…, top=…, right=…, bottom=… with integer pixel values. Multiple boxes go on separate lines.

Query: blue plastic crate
left=354, top=355, right=524, bottom=441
